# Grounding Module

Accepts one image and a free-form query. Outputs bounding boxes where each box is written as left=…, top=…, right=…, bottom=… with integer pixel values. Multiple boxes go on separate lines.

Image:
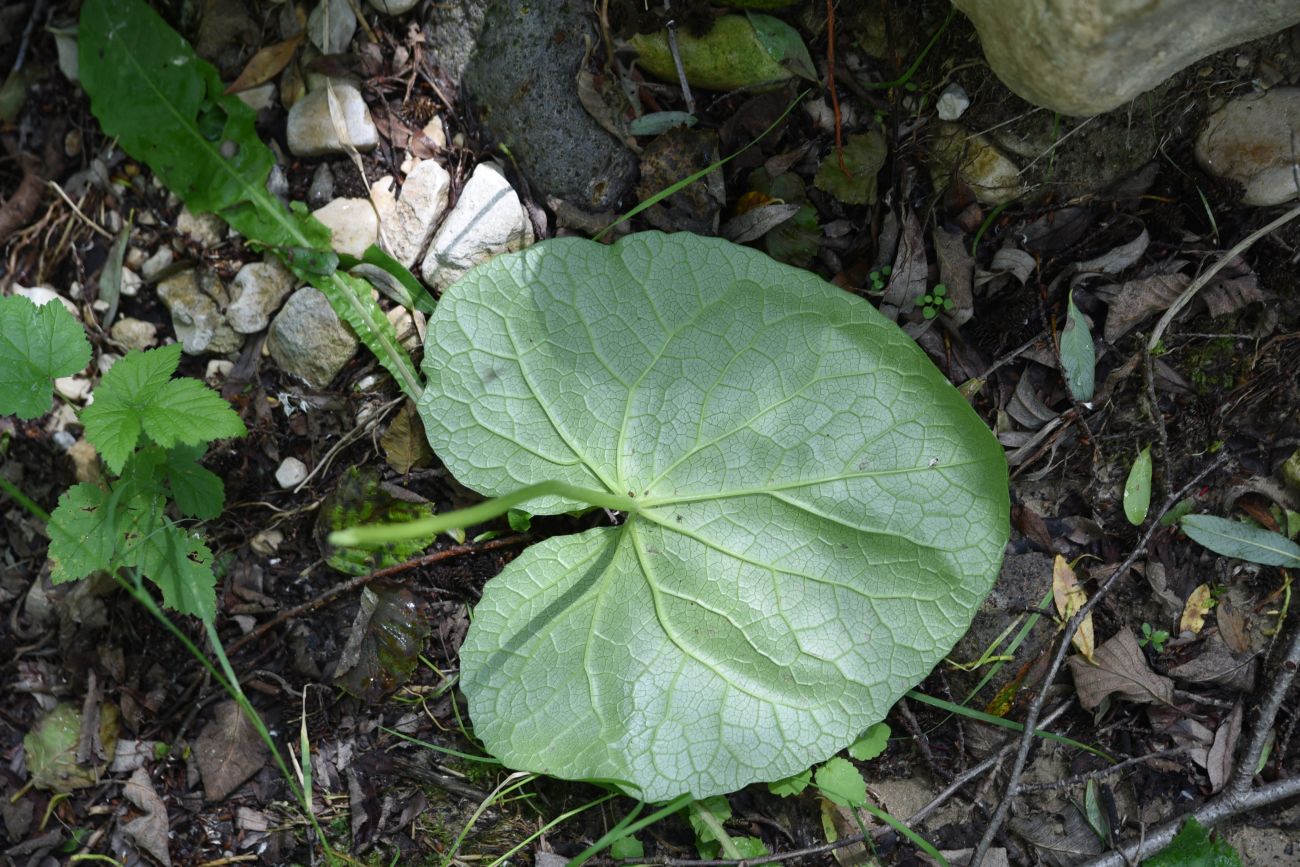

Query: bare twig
left=969, top=454, right=1233, bottom=866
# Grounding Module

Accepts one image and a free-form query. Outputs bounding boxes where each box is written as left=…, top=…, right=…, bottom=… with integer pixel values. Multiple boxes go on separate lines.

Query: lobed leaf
left=0, top=294, right=91, bottom=420
left=422, top=232, right=1009, bottom=800
left=163, top=444, right=225, bottom=520
left=47, top=483, right=119, bottom=583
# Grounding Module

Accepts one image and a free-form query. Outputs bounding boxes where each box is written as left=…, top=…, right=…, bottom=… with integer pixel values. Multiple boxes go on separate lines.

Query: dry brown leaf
left=1201, top=257, right=1263, bottom=318
left=1217, top=596, right=1250, bottom=654
left=193, top=701, right=270, bottom=802
left=1206, top=702, right=1243, bottom=793
left=1179, top=584, right=1213, bottom=635
left=932, top=226, right=974, bottom=326
left=882, top=207, right=926, bottom=315
left=1099, top=273, right=1190, bottom=342
left=1052, top=555, right=1093, bottom=661
left=123, top=766, right=172, bottom=867
left=1067, top=629, right=1174, bottom=711
left=1167, top=633, right=1256, bottom=691
left=380, top=400, right=434, bottom=475
left=224, top=34, right=304, bottom=95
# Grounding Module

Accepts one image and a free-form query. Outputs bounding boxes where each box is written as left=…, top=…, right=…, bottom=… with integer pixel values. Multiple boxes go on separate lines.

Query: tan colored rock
left=312, top=198, right=379, bottom=258
left=1196, top=87, right=1300, bottom=206
left=954, top=0, right=1300, bottom=116
left=929, top=123, right=1025, bottom=205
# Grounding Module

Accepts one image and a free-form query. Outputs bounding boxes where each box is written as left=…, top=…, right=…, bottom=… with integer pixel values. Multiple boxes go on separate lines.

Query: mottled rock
left=140, top=248, right=173, bottom=281
left=267, top=287, right=358, bottom=387
left=109, top=317, right=157, bottom=351
left=286, top=84, right=378, bottom=157
left=929, top=122, right=1025, bottom=205
left=157, top=270, right=243, bottom=355
left=460, top=0, right=636, bottom=210
left=176, top=206, right=225, bottom=247
left=372, top=159, right=451, bottom=267
left=312, top=197, right=379, bottom=258
left=954, top=0, right=1300, bottom=116
left=420, top=162, right=531, bottom=291
left=227, top=259, right=297, bottom=333
left=1196, top=87, right=1300, bottom=206
left=308, top=163, right=335, bottom=208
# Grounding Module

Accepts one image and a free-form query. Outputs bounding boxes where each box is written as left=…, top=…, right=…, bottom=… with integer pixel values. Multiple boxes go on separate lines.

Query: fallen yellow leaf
left=1053, top=555, right=1095, bottom=662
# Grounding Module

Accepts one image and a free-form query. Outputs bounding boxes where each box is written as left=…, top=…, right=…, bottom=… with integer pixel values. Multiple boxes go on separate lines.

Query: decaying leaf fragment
left=1067, top=629, right=1173, bottom=711
left=1052, top=555, right=1094, bottom=662
left=1179, top=584, right=1214, bottom=635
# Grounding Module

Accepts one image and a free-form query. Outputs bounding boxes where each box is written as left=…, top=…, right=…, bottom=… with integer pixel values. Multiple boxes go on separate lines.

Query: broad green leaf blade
left=847, top=722, right=890, bottom=762
left=1144, top=817, right=1241, bottom=867
left=425, top=232, right=1010, bottom=801
left=814, top=757, right=867, bottom=808
left=1123, top=446, right=1152, bottom=526
left=767, top=769, right=811, bottom=797
left=0, top=294, right=90, bottom=420
left=163, top=444, right=224, bottom=519
left=1181, top=514, right=1300, bottom=567
left=143, top=377, right=246, bottom=450
left=47, top=484, right=119, bottom=582
left=82, top=345, right=181, bottom=473
left=1060, top=290, right=1095, bottom=402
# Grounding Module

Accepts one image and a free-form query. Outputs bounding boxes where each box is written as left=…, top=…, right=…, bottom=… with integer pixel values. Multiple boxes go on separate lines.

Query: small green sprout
left=1139, top=622, right=1170, bottom=653
left=868, top=265, right=892, bottom=292
left=920, top=283, right=955, bottom=320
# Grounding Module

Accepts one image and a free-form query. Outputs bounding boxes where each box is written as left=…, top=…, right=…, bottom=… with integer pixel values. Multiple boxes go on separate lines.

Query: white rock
left=119, top=267, right=141, bottom=297
left=267, top=287, right=359, bottom=387
left=286, top=84, right=378, bottom=157
left=936, top=83, right=971, bottom=121
left=312, top=198, right=379, bottom=258
left=368, top=0, right=421, bottom=15
left=176, top=206, right=225, bottom=247
left=275, top=457, right=308, bottom=489
left=307, top=0, right=355, bottom=55
left=205, top=359, right=235, bottom=386
left=235, top=83, right=277, bottom=112
left=1196, top=87, right=1300, bottom=206
left=141, top=247, right=174, bottom=281
left=109, top=317, right=157, bottom=351
left=14, top=285, right=78, bottom=317
left=228, top=259, right=298, bottom=333
left=929, top=122, right=1025, bottom=206
left=421, top=162, right=531, bottom=291
left=54, top=376, right=92, bottom=403
left=421, top=116, right=447, bottom=150
left=953, top=0, right=1300, bottom=116
left=373, top=159, right=451, bottom=267
left=157, top=270, right=243, bottom=355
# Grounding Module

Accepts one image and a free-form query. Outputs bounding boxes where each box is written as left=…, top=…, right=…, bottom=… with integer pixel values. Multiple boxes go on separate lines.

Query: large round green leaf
left=419, top=232, right=1008, bottom=801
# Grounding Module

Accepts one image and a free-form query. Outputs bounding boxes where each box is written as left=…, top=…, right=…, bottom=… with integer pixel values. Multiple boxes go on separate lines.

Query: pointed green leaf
left=163, top=444, right=224, bottom=520
left=424, top=232, right=1009, bottom=801
left=1060, top=290, right=1095, bottom=402
left=767, top=769, right=812, bottom=797
left=814, top=757, right=867, bottom=808
left=1123, top=446, right=1153, bottom=526
left=0, top=294, right=90, bottom=420
left=1181, top=514, right=1300, bottom=567
left=144, top=377, right=246, bottom=449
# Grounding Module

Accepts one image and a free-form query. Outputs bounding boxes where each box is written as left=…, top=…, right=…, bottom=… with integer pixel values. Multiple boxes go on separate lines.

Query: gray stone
left=286, top=84, right=378, bottom=157
left=157, top=270, right=243, bottom=355
left=140, top=247, right=174, bottom=282
left=227, top=259, right=298, bottom=334
left=459, top=0, right=636, bottom=211
left=936, top=83, right=970, bottom=121
left=308, top=163, right=335, bottom=208
left=373, top=159, right=451, bottom=267
left=267, top=287, right=358, bottom=387
left=420, top=162, right=531, bottom=291
left=307, top=0, right=356, bottom=55
left=275, top=457, right=308, bottom=489
left=109, top=317, right=157, bottom=351
left=1196, top=87, right=1300, bottom=206
left=929, top=122, right=1025, bottom=205
left=176, top=206, right=225, bottom=247
left=368, top=0, right=421, bottom=14
left=312, top=197, right=379, bottom=258
left=954, top=0, right=1300, bottom=116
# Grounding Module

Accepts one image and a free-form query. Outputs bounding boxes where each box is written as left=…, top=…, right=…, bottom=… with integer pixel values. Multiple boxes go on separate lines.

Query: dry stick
left=968, top=454, right=1233, bottom=867
left=225, top=534, right=532, bottom=655
left=1146, top=200, right=1300, bottom=353
left=1078, top=621, right=1300, bottom=866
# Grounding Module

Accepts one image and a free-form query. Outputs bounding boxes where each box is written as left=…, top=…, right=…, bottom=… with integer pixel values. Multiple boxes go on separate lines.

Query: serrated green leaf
left=1142, top=817, right=1241, bottom=866
left=813, top=132, right=887, bottom=206
left=81, top=345, right=245, bottom=473
left=730, top=837, right=770, bottom=858
left=847, top=722, right=890, bottom=762
left=163, top=444, right=224, bottom=519
left=1181, top=514, right=1300, bottom=567
left=1123, top=446, right=1152, bottom=526
left=78, top=0, right=421, bottom=399
left=814, top=757, right=867, bottom=807
left=125, top=519, right=217, bottom=621
left=426, top=232, right=1009, bottom=801
left=0, top=294, right=91, bottom=420
left=1060, top=290, right=1095, bottom=402
left=767, top=768, right=812, bottom=797
left=47, top=484, right=119, bottom=582
left=23, top=705, right=101, bottom=793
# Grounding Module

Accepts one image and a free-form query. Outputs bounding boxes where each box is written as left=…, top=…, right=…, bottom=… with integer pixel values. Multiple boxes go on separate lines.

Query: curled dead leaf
left=1052, top=555, right=1094, bottom=662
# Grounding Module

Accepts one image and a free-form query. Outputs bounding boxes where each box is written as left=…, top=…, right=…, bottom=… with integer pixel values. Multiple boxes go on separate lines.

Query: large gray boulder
left=954, top=0, right=1300, bottom=116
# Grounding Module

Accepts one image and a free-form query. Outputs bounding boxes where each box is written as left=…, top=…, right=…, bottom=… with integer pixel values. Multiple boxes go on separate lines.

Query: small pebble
left=936, top=83, right=971, bottom=121
left=308, top=163, right=335, bottom=208
left=275, top=457, right=308, bottom=489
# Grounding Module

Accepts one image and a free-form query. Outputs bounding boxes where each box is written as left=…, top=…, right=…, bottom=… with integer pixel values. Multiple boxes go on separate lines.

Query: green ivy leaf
left=163, top=444, right=225, bottom=520
left=0, top=294, right=90, bottom=420
left=767, top=768, right=812, bottom=797
left=1123, top=446, right=1152, bottom=526
left=847, top=722, right=890, bottom=762
left=1060, top=290, right=1095, bottom=402
left=814, top=757, right=867, bottom=808
left=1181, top=514, right=1300, bottom=567
left=81, top=345, right=245, bottom=474
left=423, top=232, right=1009, bottom=801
